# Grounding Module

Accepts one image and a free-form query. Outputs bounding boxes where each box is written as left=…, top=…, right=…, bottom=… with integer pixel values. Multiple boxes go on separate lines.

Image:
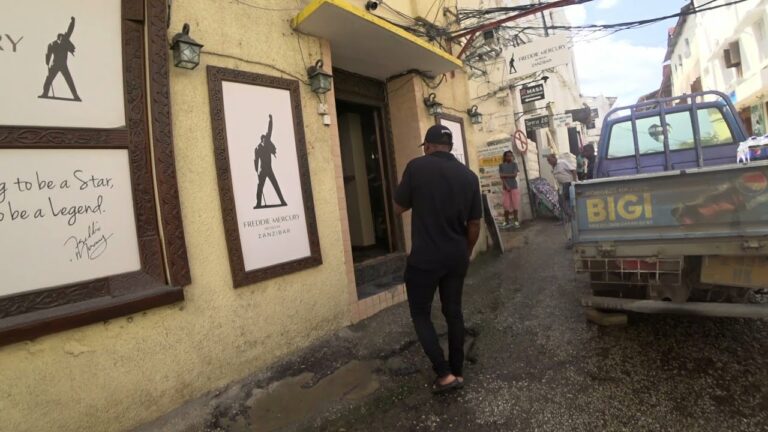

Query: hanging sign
left=553, top=113, right=573, bottom=128
left=524, top=115, right=550, bottom=131
left=507, top=34, right=570, bottom=79
left=520, top=84, right=545, bottom=104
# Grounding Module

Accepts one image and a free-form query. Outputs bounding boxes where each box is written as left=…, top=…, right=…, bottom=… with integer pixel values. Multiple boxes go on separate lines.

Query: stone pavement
left=137, top=222, right=768, bottom=432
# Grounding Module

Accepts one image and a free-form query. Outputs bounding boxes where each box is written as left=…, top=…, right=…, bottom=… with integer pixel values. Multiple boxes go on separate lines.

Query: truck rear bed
left=572, top=161, right=768, bottom=258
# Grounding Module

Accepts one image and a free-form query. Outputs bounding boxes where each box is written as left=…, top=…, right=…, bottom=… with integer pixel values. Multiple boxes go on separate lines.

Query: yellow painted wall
left=0, top=1, right=487, bottom=431
left=0, top=2, right=352, bottom=431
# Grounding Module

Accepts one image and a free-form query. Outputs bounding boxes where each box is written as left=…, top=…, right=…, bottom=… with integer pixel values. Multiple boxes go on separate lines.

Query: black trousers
left=405, top=261, right=468, bottom=378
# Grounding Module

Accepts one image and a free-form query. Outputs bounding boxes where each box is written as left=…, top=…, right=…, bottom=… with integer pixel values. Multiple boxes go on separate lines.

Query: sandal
left=431, top=377, right=461, bottom=394
left=455, top=376, right=464, bottom=389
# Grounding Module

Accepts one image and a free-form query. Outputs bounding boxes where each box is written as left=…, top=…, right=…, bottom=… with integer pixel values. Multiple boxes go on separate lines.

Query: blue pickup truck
left=573, top=91, right=768, bottom=318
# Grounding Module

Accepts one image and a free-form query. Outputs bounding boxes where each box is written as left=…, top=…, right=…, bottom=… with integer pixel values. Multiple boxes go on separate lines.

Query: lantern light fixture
left=423, top=93, right=443, bottom=116
left=170, top=23, right=203, bottom=70
left=307, top=59, right=333, bottom=95
left=467, top=104, right=483, bottom=124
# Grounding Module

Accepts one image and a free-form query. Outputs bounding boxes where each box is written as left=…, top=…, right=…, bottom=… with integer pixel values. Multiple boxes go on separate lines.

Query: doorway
left=337, top=101, right=395, bottom=263
left=333, top=68, right=406, bottom=300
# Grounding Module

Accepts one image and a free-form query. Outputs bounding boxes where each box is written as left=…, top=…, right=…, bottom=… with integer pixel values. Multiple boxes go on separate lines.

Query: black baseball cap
left=420, top=124, right=453, bottom=146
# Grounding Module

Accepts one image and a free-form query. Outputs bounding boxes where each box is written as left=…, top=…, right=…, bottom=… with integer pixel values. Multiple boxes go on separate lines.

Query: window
left=684, top=38, right=691, bottom=58
left=665, top=111, right=695, bottom=151
left=607, top=108, right=734, bottom=159
left=606, top=120, right=637, bottom=158
left=698, top=107, right=734, bottom=146
left=606, top=115, right=665, bottom=158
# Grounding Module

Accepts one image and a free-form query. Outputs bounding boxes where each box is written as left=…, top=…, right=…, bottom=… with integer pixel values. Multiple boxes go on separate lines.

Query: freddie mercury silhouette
left=40, top=16, right=81, bottom=102
left=254, top=114, right=287, bottom=209
left=508, top=53, right=517, bottom=74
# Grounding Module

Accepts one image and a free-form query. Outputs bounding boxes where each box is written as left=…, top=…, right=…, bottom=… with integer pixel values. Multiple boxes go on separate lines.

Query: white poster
left=477, top=140, right=514, bottom=223
left=0, top=149, right=141, bottom=296
left=507, top=34, right=570, bottom=79
left=0, top=0, right=125, bottom=128
left=222, top=81, right=311, bottom=272
left=440, top=118, right=467, bottom=165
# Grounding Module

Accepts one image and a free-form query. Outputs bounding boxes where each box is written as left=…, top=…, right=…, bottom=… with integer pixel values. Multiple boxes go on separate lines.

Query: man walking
left=40, top=17, right=81, bottom=101
left=394, top=125, right=482, bottom=394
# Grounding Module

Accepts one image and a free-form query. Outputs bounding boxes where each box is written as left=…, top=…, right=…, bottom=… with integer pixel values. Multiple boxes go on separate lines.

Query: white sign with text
left=0, top=0, right=125, bottom=128
left=0, top=149, right=141, bottom=296
left=222, top=81, right=311, bottom=272
left=507, top=34, right=570, bottom=79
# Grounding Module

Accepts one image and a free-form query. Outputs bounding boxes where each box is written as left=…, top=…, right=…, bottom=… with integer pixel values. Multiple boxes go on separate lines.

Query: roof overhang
left=292, top=0, right=463, bottom=81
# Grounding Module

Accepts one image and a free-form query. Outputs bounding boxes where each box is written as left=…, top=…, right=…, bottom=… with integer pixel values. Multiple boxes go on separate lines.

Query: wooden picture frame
left=436, top=113, right=470, bottom=166
left=207, top=66, right=322, bottom=287
left=0, top=0, right=189, bottom=346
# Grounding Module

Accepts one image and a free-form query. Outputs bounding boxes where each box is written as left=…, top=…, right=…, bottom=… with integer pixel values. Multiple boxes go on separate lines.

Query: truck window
left=607, top=108, right=734, bottom=158
left=666, top=111, right=695, bottom=151
left=607, top=115, right=664, bottom=158
left=698, top=107, right=733, bottom=146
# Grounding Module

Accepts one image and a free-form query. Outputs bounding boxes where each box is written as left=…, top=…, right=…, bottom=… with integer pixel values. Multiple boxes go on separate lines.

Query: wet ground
left=138, top=222, right=768, bottom=432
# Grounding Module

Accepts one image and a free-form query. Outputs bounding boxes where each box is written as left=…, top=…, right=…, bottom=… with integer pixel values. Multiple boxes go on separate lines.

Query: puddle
left=242, top=360, right=380, bottom=432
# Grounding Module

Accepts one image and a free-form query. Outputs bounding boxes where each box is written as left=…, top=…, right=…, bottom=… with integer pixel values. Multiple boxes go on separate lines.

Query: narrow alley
left=140, top=222, right=768, bottom=432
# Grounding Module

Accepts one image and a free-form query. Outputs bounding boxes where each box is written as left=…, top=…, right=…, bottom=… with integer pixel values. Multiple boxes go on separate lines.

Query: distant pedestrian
left=394, top=124, right=482, bottom=394
left=582, top=143, right=596, bottom=180
left=499, top=150, right=520, bottom=228
left=547, top=153, right=578, bottom=248
left=576, top=150, right=588, bottom=181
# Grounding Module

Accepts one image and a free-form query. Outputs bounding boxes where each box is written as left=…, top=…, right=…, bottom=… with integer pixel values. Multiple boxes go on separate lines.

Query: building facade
left=0, top=1, right=492, bottom=430
left=668, top=0, right=768, bottom=135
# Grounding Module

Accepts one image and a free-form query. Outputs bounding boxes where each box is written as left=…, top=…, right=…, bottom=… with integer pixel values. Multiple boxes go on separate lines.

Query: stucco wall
left=0, top=2, right=352, bottom=431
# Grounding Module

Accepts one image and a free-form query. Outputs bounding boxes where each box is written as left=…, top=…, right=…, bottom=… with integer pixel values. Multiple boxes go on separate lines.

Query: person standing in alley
left=499, top=150, right=521, bottom=228
left=547, top=153, right=578, bottom=248
left=394, top=124, right=482, bottom=394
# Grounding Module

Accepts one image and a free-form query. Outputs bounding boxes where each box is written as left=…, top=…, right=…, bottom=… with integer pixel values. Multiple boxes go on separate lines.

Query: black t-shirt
left=395, top=151, right=482, bottom=270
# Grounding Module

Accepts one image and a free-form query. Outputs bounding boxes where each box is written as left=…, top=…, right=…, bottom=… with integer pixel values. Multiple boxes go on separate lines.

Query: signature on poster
left=64, top=220, right=113, bottom=261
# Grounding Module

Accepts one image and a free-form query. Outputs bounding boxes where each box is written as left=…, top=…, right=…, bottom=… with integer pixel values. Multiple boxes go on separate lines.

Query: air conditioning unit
left=724, top=41, right=742, bottom=68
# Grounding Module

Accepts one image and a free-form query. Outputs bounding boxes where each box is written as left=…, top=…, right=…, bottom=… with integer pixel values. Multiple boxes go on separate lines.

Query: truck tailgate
left=573, top=162, right=768, bottom=245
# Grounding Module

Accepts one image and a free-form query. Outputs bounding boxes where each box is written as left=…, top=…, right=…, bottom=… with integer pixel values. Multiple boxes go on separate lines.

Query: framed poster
left=0, top=0, right=189, bottom=346
left=0, top=0, right=126, bottom=128
left=436, top=114, right=469, bottom=166
left=207, top=66, right=322, bottom=287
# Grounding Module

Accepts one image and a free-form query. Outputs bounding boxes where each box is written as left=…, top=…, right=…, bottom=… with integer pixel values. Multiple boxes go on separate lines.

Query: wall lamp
left=170, top=23, right=203, bottom=70
left=424, top=93, right=443, bottom=116
left=307, top=59, right=333, bottom=95
left=467, top=105, right=483, bottom=124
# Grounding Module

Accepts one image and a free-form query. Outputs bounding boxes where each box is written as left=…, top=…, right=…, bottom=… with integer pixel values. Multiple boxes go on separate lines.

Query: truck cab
left=595, top=91, right=750, bottom=178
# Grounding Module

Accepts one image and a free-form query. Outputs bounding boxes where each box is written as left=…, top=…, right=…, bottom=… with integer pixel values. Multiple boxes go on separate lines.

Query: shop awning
left=292, top=0, right=463, bottom=81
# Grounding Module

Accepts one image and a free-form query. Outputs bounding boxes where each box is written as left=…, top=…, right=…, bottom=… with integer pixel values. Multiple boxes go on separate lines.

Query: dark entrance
left=337, top=101, right=395, bottom=262
left=333, top=69, right=406, bottom=299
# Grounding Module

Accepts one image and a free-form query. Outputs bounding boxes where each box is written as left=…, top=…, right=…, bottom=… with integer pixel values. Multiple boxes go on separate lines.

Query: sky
left=563, top=0, right=690, bottom=107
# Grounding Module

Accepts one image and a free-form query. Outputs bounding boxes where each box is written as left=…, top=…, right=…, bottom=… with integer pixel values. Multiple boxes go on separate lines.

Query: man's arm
left=467, top=175, right=483, bottom=256
left=394, top=165, right=412, bottom=215
left=571, top=169, right=578, bottom=182
left=266, top=114, right=273, bottom=140
left=45, top=44, right=53, bottom=66
left=466, top=219, right=481, bottom=256
left=65, top=17, right=75, bottom=39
